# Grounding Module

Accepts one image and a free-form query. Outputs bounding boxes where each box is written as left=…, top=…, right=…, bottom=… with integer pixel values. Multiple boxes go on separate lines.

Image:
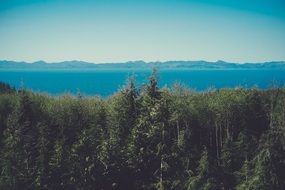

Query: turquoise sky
left=0, top=0, right=285, bottom=63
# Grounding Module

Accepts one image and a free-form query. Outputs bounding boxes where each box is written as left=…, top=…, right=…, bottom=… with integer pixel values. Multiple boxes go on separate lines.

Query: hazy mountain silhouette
left=1, top=60, right=285, bottom=70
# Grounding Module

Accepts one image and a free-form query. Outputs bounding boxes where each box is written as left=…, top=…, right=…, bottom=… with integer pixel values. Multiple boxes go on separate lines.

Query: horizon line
left=1, top=59, right=285, bottom=65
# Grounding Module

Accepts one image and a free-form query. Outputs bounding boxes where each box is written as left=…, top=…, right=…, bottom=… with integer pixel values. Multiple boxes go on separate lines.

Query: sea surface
left=0, top=69, right=285, bottom=97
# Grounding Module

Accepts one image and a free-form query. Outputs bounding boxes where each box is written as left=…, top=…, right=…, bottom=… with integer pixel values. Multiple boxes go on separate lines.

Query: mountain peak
left=33, top=60, right=47, bottom=65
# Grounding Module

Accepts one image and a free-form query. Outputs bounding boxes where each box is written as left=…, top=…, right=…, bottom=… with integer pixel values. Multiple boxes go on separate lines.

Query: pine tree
left=186, top=147, right=221, bottom=190
left=237, top=128, right=285, bottom=190
left=0, top=91, right=40, bottom=189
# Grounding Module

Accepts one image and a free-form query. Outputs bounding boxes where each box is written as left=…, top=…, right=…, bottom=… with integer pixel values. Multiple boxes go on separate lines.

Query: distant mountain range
left=1, top=60, right=285, bottom=70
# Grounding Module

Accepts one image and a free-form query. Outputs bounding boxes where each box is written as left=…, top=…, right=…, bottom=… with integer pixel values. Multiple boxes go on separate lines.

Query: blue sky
left=0, top=0, right=285, bottom=63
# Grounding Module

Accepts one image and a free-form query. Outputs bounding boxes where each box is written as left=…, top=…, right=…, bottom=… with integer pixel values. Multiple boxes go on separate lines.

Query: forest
left=0, top=70, right=284, bottom=190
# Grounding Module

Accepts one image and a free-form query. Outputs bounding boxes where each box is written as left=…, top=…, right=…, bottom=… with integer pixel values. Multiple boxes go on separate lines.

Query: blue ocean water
left=0, top=70, right=285, bottom=97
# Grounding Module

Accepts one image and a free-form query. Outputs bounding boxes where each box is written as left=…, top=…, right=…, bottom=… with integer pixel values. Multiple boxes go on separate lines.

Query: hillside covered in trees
left=0, top=71, right=285, bottom=190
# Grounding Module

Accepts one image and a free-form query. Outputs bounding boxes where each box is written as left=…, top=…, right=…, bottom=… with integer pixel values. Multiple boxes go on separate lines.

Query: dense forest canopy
left=0, top=70, right=284, bottom=190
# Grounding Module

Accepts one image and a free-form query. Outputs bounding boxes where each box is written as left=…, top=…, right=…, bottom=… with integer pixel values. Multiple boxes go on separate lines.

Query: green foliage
left=186, top=147, right=221, bottom=190
left=0, top=82, right=15, bottom=94
left=0, top=75, right=285, bottom=189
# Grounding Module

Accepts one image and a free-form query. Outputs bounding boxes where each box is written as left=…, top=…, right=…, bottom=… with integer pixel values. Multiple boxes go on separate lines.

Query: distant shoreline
left=1, top=60, right=285, bottom=70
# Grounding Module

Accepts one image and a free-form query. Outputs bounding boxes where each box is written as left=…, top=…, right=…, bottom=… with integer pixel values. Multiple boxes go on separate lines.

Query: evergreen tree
left=186, top=147, right=221, bottom=190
